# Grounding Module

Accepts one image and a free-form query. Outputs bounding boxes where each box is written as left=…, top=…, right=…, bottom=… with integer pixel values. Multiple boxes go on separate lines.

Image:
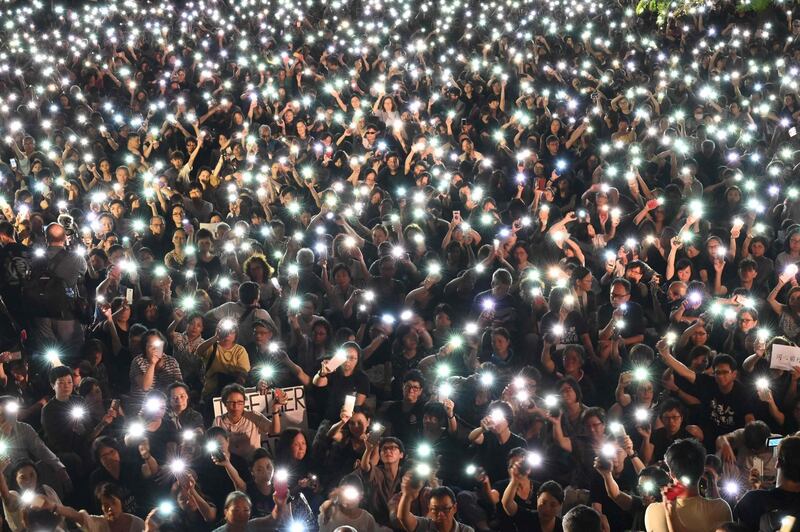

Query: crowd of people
left=1, top=0, right=800, bottom=530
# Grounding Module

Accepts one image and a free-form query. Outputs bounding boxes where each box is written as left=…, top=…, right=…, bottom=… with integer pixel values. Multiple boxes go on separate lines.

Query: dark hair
left=238, top=281, right=260, bottom=305
left=610, top=277, right=631, bottom=294
left=537, top=480, right=564, bottom=504
left=94, top=482, right=125, bottom=502
left=206, top=426, right=229, bottom=440
left=743, top=420, right=771, bottom=451
left=402, top=369, right=425, bottom=388
left=379, top=436, right=405, bottom=455
left=563, top=505, right=602, bottom=532
left=167, top=381, right=191, bottom=396
left=276, top=428, right=311, bottom=464
left=8, top=459, right=39, bottom=491
left=777, top=436, right=800, bottom=482
left=556, top=376, right=583, bottom=404
left=221, top=383, right=247, bottom=403
left=582, top=406, right=606, bottom=426
left=422, top=401, right=448, bottom=426
left=48, top=365, right=72, bottom=386
left=78, top=377, right=100, bottom=397
left=92, top=436, right=122, bottom=465
left=251, top=447, right=272, bottom=467
left=711, top=353, right=737, bottom=371
left=428, top=486, right=456, bottom=504
left=659, top=398, right=686, bottom=419
left=487, top=400, right=515, bottom=427
left=664, top=438, right=706, bottom=485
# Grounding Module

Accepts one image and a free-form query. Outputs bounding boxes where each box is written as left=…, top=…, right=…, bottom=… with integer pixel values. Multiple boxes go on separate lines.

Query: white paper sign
left=770, top=344, right=800, bottom=371
left=212, top=386, right=307, bottom=430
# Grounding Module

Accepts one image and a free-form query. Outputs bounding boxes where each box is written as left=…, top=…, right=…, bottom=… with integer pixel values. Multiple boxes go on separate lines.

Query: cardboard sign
left=200, top=222, right=222, bottom=235
left=212, top=386, right=307, bottom=430
left=770, top=344, right=800, bottom=372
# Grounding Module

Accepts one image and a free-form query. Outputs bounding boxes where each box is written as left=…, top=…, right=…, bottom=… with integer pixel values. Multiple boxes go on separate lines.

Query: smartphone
left=753, top=456, right=764, bottom=480
left=111, top=399, right=120, bottom=412
left=9, top=159, right=17, bottom=170
left=664, top=482, right=687, bottom=501
left=453, top=210, right=461, bottom=222
left=767, top=437, right=783, bottom=448
left=367, top=423, right=386, bottom=445
left=460, top=118, right=467, bottom=127
left=126, top=288, right=134, bottom=305
left=343, top=394, right=356, bottom=417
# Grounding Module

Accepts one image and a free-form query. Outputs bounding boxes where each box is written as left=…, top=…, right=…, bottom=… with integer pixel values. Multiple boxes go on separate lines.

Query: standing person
left=27, top=223, right=88, bottom=357
left=733, top=436, right=800, bottom=530
left=644, top=439, right=732, bottom=532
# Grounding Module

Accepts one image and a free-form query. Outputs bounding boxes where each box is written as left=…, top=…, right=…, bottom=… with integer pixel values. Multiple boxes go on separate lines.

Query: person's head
left=223, top=491, right=252, bottom=524
left=378, top=436, right=405, bottom=465
left=95, top=482, right=125, bottom=522
left=143, top=329, right=167, bottom=361
left=582, top=407, right=606, bottom=443
left=491, top=327, right=511, bottom=354
left=48, top=366, right=73, bottom=399
left=250, top=448, right=274, bottom=486
left=402, top=369, right=425, bottom=403
left=427, top=487, right=458, bottom=528
left=238, top=281, right=260, bottom=306
left=562, top=345, right=585, bottom=375
left=92, top=437, right=122, bottom=473
left=422, top=401, right=448, bottom=433
left=221, top=384, right=247, bottom=421
left=711, top=354, right=738, bottom=391
left=168, top=382, right=191, bottom=413
left=339, top=341, right=361, bottom=374
left=562, top=505, right=602, bottom=532
left=609, top=278, right=631, bottom=308
left=776, top=436, right=800, bottom=484
left=743, top=420, right=771, bottom=451
left=638, top=466, right=670, bottom=505
left=659, top=398, right=686, bottom=435
left=278, top=428, right=309, bottom=462
left=557, top=376, right=583, bottom=406
left=664, top=438, right=707, bottom=486
left=487, top=400, right=514, bottom=433
left=347, top=405, right=372, bottom=437
left=9, top=459, right=39, bottom=491
left=536, top=481, right=564, bottom=521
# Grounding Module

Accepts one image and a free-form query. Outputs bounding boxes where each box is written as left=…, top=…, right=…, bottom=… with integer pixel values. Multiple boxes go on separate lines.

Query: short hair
left=221, top=383, right=247, bottom=403
left=743, top=420, right=771, bottom=451
left=556, top=376, right=583, bottom=404
left=402, top=369, right=425, bottom=388
left=206, top=426, right=229, bottom=440
left=491, top=327, right=511, bottom=341
left=711, top=353, right=737, bottom=371
left=94, top=482, right=125, bottom=502
left=777, top=436, right=800, bottom=482
left=251, top=447, right=273, bottom=466
left=48, top=366, right=72, bottom=386
left=378, top=436, right=404, bottom=455
left=659, top=398, right=686, bottom=418
left=582, top=407, right=606, bottom=426
left=492, top=269, right=513, bottom=286
left=238, top=281, right=260, bottom=305
left=538, top=480, right=564, bottom=504
left=664, top=438, right=706, bottom=485
left=487, top=400, right=514, bottom=427
left=167, top=381, right=191, bottom=396
left=428, top=486, right=456, bottom=505
left=610, top=277, right=632, bottom=294
left=563, top=505, right=602, bottom=532
left=422, top=401, right=448, bottom=425
left=92, top=436, right=122, bottom=464
left=223, top=491, right=251, bottom=510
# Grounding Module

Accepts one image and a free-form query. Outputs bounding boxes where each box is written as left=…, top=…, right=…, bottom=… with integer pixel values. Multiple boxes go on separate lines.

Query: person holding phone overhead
left=313, top=342, right=370, bottom=423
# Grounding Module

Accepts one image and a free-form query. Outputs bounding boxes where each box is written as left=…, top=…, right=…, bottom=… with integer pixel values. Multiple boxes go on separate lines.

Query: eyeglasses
left=738, top=318, right=754, bottom=323
left=366, top=130, right=377, bottom=135
left=404, top=384, right=422, bottom=391
left=430, top=506, right=454, bottom=515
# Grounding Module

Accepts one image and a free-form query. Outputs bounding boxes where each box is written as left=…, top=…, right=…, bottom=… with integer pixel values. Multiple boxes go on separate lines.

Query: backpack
left=22, top=249, right=79, bottom=319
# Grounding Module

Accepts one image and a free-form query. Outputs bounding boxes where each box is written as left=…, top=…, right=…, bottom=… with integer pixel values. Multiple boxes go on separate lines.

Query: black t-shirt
left=589, top=463, right=638, bottom=531
left=509, top=509, right=564, bottom=532
left=597, top=301, right=646, bottom=339
left=380, top=400, right=425, bottom=446
left=733, top=488, right=800, bottom=531
left=195, top=452, right=252, bottom=512
left=474, top=431, right=527, bottom=483
left=693, top=373, right=754, bottom=441
left=322, top=370, right=371, bottom=421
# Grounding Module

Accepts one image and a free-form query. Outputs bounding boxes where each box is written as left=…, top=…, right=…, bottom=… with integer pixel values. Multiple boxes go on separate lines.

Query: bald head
left=46, top=223, right=67, bottom=246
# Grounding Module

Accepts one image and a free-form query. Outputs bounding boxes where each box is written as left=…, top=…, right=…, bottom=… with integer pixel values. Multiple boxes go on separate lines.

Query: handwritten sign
left=770, top=344, right=800, bottom=372
left=212, top=386, right=307, bottom=430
